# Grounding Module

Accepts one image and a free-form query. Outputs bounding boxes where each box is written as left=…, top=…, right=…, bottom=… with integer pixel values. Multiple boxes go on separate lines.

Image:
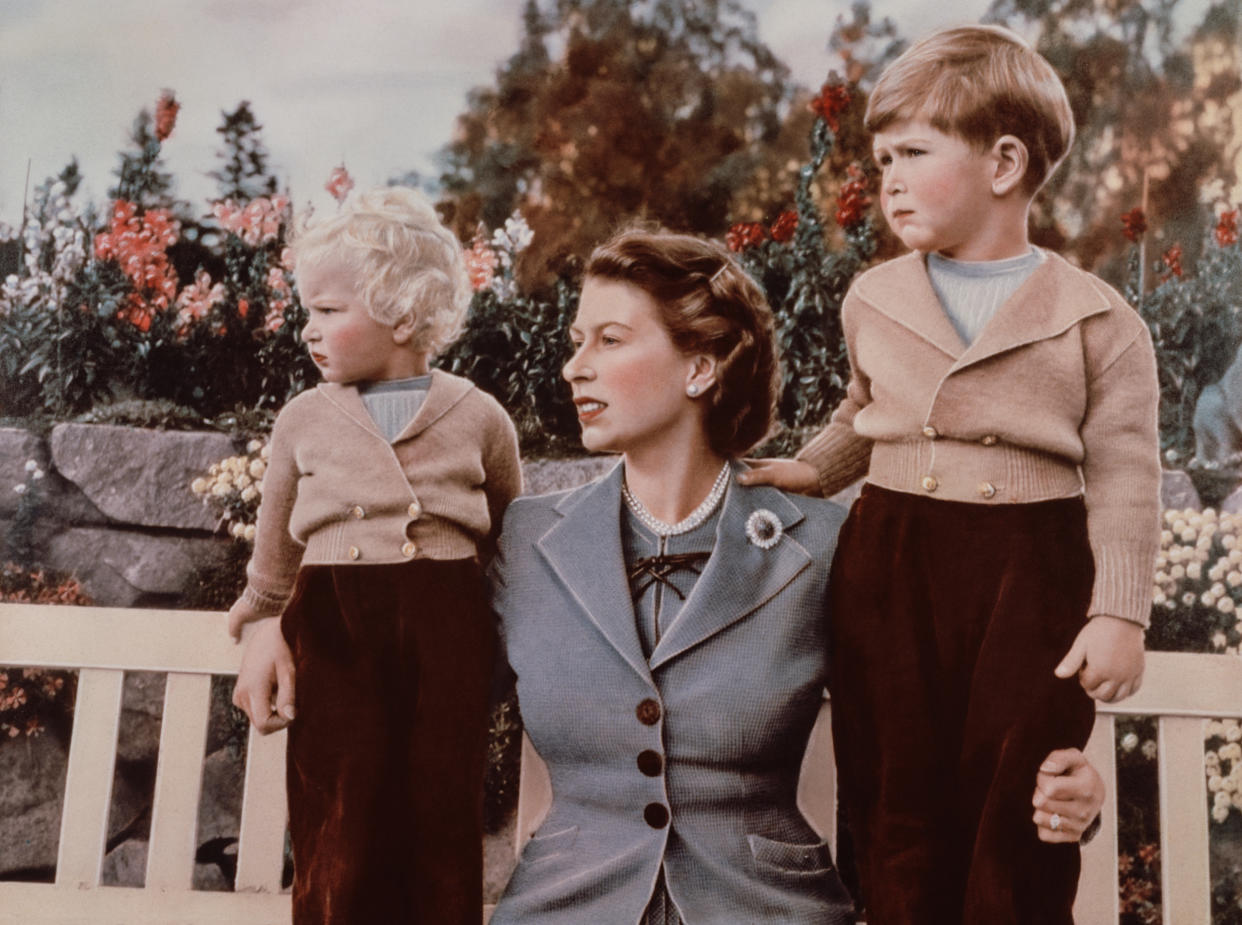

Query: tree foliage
left=209, top=101, right=280, bottom=204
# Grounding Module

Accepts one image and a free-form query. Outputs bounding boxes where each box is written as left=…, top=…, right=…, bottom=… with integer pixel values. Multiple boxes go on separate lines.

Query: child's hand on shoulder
left=737, top=458, right=820, bottom=495
left=1054, top=615, right=1145, bottom=703
left=232, top=617, right=297, bottom=734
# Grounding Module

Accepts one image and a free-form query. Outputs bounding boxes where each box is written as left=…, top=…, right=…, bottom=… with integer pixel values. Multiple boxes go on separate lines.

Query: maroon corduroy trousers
left=829, top=484, right=1096, bottom=925
left=280, top=559, right=494, bottom=925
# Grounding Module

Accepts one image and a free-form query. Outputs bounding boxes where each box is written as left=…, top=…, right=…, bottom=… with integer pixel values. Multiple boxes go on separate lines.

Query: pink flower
left=325, top=165, right=355, bottom=203
left=155, top=89, right=180, bottom=142
left=174, top=269, right=225, bottom=335
left=464, top=237, right=498, bottom=291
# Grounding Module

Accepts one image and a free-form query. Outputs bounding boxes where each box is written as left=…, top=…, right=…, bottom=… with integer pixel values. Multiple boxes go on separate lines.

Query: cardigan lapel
left=315, top=369, right=475, bottom=446
left=852, top=252, right=966, bottom=359
left=951, top=250, right=1113, bottom=371
left=648, top=466, right=811, bottom=671
left=536, top=462, right=652, bottom=683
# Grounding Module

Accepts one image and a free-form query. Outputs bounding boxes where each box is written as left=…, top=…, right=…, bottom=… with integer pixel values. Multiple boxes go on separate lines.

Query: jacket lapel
left=852, top=252, right=966, bottom=359
left=536, top=462, right=652, bottom=683
left=649, top=467, right=812, bottom=671
left=316, top=370, right=476, bottom=446
left=315, top=382, right=386, bottom=440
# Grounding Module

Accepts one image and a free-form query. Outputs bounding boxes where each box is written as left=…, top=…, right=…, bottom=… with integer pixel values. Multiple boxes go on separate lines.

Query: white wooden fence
left=2, top=602, right=1240, bottom=924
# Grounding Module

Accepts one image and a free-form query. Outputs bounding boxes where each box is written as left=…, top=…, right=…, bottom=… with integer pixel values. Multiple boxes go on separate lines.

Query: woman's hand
left=227, top=598, right=266, bottom=642
left=1032, top=748, right=1104, bottom=843
left=232, top=617, right=296, bottom=735
left=736, top=458, right=820, bottom=495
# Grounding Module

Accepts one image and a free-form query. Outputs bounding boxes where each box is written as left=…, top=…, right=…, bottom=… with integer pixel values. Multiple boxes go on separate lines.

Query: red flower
left=94, top=199, right=180, bottom=329
left=237, top=298, right=249, bottom=319
left=725, top=222, right=767, bottom=252
left=835, top=163, right=872, bottom=230
left=154, top=90, right=180, bottom=142
left=1159, top=244, right=1183, bottom=282
left=1216, top=209, right=1238, bottom=247
left=770, top=211, right=798, bottom=243
left=810, top=82, right=852, bottom=132
left=325, top=165, right=355, bottom=203
left=1120, top=207, right=1146, bottom=243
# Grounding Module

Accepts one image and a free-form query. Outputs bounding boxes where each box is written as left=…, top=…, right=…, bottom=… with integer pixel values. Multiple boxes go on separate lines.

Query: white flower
left=247, top=439, right=264, bottom=453
left=31, top=469, right=44, bottom=480
left=249, top=459, right=266, bottom=479
left=243, top=524, right=256, bottom=541
left=241, top=485, right=258, bottom=503
left=23, top=459, right=37, bottom=472
left=230, top=521, right=246, bottom=538
left=1220, top=598, right=1236, bottom=614
left=191, top=478, right=208, bottom=495
left=1141, top=739, right=1158, bottom=760
left=1214, top=804, right=1231, bottom=823
left=1187, top=562, right=1202, bottom=580
left=1215, top=632, right=1230, bottom=648
left=1121, top=732, right=1139, bottom=751
left=13, top=484, right=25, bottom=495
left=1210, top=774, right=1225, bottom=792
left=1182, top=592, right=1197, bottom=606
left=745, top=509, right=783, bottom=549
left=1228, top=724, right=1242, bottom=743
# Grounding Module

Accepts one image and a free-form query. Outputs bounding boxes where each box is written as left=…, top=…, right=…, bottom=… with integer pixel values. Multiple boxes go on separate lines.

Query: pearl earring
left=687, top=384, right=700, bottom=397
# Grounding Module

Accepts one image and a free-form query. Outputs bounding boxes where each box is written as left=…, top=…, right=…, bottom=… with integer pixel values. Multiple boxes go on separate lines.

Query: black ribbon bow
left=627, top=551, right=712, bottom=600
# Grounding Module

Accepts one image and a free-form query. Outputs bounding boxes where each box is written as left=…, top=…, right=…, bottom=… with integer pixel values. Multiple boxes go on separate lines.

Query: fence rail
left=1, top=602, right=1239, bottom=924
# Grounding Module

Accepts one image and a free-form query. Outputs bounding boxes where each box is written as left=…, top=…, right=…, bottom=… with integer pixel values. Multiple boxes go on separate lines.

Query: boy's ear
left=391, top=313, right=417, bottom=346
left=991, top=135, right=1030, bottom=196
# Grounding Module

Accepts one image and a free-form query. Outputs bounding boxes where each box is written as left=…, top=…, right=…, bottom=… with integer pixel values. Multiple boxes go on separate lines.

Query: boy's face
left=872, top=118, right=1004, bottom=260
left=297, top=257, right=418, bottom=384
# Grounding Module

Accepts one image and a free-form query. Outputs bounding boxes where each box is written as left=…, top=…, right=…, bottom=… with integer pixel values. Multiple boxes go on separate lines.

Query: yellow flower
left=211, top=482, right=231, bottom=498
left=241, top=485, right=258, bottom=503
left=230, top=521, right=246, bottom=538
left=243, top=524, right=256, bottom=541
left=190, top=477, right=208, bottom=495
left=1171, top=564, right=1186, bottom=580
left=247, top=439, right=263, bottom=453
left=249, top=459, right=266, bottom=479
left=1220, top=598, right=1237, bottom=614
left=1202, top=590, right=1219, bottom=606
left=1187, top=563, right=1203, bottom=580
left=1160, top=529, right=1175, bottom=545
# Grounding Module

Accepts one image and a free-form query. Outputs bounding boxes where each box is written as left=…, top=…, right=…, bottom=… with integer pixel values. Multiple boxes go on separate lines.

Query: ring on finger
left=1050, top=813, right=1062, bottom=832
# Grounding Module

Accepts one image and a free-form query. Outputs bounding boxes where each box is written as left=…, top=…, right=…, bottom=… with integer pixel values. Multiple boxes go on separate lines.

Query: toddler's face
left=296, top=257, right=413, bottom=384
left=872, top=118, right=1001, bottom=260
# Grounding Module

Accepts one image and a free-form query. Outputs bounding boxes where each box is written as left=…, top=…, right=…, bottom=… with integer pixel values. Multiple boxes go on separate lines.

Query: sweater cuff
left=796, top=425, right=872, bottom=499
left=241, top=583, right=290, bottom=617
left=1087, top=542, right=1158, bottom=628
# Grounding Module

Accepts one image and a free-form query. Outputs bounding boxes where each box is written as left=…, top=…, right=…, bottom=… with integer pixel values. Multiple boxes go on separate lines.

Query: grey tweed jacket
left=488, top=460, right=855, bottom=924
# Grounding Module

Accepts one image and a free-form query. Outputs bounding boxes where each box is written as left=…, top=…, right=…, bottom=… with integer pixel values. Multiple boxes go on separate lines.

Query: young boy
left=741, top=25, right=1160, bottom=924
left=228, top=186, right=522, bottom=924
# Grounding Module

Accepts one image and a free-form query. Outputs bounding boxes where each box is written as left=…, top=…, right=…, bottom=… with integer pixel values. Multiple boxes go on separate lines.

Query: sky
left=1, top=0, right=997, bottom=227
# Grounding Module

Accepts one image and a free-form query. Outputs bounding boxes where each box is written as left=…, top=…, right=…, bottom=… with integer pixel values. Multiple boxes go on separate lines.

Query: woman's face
left=563, top=277, right=708, bottom=459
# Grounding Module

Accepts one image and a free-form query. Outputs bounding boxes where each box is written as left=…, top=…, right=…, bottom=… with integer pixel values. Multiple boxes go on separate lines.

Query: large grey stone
left=0, top=732, right=67, bottom=875
left=1161, top=470, right=1201, bottom=511
left=45, top=528, right=232, bottom=607
left=116, top=672, right=166, bottom=764
left=193, top=745, right=247, bottom=891
left=50, top=424, right=238, bottom=531
left=520, top=456, right=617, bottom=496
left=1221, top=485, right=1242, bottom=515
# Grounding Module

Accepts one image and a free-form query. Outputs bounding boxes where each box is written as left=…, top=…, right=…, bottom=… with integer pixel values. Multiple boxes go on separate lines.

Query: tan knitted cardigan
left=797, top=251, right=1161, bottom=626
left=240, top=369, right=522, bottom=616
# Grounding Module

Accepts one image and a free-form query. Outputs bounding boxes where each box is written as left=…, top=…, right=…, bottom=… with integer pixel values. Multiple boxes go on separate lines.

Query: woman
left=488, top=228, right=1103, bottom=924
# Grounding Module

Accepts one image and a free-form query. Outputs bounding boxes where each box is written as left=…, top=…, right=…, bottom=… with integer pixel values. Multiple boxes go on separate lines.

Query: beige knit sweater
left=797, top=251, right=1161, bottom=626
left=240, top=369, right=522, bottom=616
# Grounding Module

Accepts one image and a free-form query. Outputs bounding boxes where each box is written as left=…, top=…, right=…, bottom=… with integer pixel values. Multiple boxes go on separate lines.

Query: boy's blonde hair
left=866, top=24, right=1075, bottom=193
left=291, top=186, right=470, bottom=357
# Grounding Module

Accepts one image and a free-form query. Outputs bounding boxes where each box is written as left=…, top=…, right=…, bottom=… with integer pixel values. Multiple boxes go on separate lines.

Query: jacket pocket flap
left=747, top=833, right=834, bottom=873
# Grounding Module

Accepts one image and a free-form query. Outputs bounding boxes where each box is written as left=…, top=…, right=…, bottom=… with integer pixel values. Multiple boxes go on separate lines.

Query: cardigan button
left=920, top=475, right=938, bottom=493
left=921, top=425, right=938, bottom=439
left=401, top=541, right=417, bottom=558
left=351, top=505, right=365, bottom=519
left=977, top=481, right=998, bottom=499
left=636, top=699, right=661, bottom=725
left=643, top=803, right=670, bottom=829
left=347, top=546, right=361, bottom=560
left=980, top=434, right=999, bottom=446
left=407, top=500, right=422, bottom=519
left=637, top=750, right=663, bottom=777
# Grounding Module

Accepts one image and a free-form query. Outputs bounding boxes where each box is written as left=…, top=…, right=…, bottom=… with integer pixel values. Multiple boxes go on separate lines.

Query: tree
left=438, top=0, right=805, bottom=280
left=209, top=102, right=279, bottom=203
left=109, top=108, right=182, bottom=216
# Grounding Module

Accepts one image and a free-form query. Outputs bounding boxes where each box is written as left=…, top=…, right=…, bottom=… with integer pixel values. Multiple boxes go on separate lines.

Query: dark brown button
left=637, top=750, right=663, bottom=777
left=644, top=803, right=669, bottom=829
left=636, top=699, right=661, bottom=725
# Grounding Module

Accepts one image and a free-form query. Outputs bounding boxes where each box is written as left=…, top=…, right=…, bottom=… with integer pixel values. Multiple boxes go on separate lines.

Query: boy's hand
left=227, top=598, right=265, bottom=642
left=737, top=458, right=820, bottom=495
left=1032, top=748, right=1104, bottom=843
left=1054, top=615, right=1145, bottom=702
left=232, top=617, right=296, bottom=735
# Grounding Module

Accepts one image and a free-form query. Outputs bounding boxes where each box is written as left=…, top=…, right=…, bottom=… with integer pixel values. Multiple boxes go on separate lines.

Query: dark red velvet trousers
left=280, top=559, right=494, bottom=925
left=829, top=485, right=1096, bottom=925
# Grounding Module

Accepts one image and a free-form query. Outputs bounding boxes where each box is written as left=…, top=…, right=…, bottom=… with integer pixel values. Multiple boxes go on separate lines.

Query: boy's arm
left=479, top=406, right=523, bottom=561
left=743, top=291, right=873, bottom=497
left=229, top=413, right=306, bottom=639
left=232, top=617, right=296, bottom=734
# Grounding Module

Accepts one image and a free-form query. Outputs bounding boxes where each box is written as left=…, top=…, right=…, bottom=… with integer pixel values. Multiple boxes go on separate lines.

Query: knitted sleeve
left=239, top=403, right=307, bottom=616
left=478, top=399, right=523, bottom=563
left=1079, top=314, right=1162, bottom=627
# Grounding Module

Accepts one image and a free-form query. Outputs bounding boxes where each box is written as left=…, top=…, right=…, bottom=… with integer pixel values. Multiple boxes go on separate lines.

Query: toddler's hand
left=227, top=598, right=265, bottom=641
left=1054, top=615, right=1145, bottom=702
left=737, top=458, right=820, bottom=495
left=232, top=617, right=296, bottom=735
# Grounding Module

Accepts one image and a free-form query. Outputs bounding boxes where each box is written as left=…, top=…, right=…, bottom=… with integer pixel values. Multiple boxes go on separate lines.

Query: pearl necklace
left=622, top=462, right=731, bottom=537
